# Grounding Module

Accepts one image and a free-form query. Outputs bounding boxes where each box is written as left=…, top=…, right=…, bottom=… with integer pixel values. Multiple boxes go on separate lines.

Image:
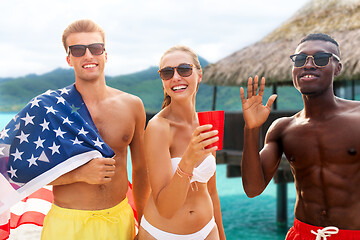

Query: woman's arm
left=208, top=168, right=226, bottom=240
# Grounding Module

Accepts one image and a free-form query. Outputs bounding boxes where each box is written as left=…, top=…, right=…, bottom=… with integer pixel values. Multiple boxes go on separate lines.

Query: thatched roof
left=203, top=0, right=360, bottom=86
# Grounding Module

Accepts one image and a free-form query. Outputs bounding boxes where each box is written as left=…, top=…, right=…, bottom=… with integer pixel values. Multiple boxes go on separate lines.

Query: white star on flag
left=39, top=119, right=50, bottom=132
left=21, top=113, right=35, bottom=126
left=12, top=115, right=19, bottom=122
left=78, top=127, right=89, bottom=136
left=48, top=142, right=60, bottom=155
left=16, top=131, right=30, bottom=144
left=44, top=90, right=55, bottom=95
left=11, top=148, right=24, bottom=161
left=71, top=137, right=83, bottom=145
left=30, top=97, right=41, bottom=108
left=44, top=106, right=58, bottom=115
left=0, top=128, right=10, bottom=140
left=14, top=123, right=21, bottom=131
left=93, top=138, right=104, bottom=149
left=56, top=96, right=66, bottom=105
left=62, top=117, right=73, bottom=125
left=59, top=87, right=70, bottom=95
left=27, top=154, right=39, bottom=167
left=53, top=127, right=66, bottom=138
left=34, top=136, right=46, bottom=149
left=7, top=166, right=17, bottom=178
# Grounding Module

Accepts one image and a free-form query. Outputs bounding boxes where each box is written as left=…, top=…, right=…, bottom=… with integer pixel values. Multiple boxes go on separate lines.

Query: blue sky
left=0, top=0, right=308, bottom=78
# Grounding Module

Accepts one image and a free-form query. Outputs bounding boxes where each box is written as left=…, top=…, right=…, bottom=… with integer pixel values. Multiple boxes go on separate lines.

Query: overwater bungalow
left=202, top=0, right=360, bottom=226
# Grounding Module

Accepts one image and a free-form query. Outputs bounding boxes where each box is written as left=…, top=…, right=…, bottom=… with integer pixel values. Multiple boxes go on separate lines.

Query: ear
left=66, top=55, right=73, bottom=67
left=334, top=62, right=342, bottom=76
left=105, top=52, right=108, bottom=63
left=197, top=70, right=203, bottom=83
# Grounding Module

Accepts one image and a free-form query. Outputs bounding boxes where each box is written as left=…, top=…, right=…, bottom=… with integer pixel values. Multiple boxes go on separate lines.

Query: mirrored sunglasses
left=158, top=63, right=194, bottom=80
left=68, top=43, right=105, bottom=57
left=290, top=52, right=340, bottom=68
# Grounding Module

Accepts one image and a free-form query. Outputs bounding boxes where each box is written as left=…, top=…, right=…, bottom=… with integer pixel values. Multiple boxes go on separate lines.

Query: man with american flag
left=0, top=19, right=150, bottom=239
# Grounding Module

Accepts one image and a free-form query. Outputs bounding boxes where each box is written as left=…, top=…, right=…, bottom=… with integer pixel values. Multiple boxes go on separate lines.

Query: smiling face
left=160, top=50, right=202, bottom=104
left=292, top=40, right=342, bottom=97
left=66, top=32, right=107, bottom=83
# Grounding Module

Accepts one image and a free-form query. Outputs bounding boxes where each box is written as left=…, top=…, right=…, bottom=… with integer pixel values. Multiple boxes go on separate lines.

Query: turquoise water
left=0, top=112, right=296, bottom=239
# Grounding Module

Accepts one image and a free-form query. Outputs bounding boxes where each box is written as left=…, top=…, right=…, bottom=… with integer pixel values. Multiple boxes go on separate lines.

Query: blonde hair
left=160, top=45, right=202, bottom=109
left=62, top=19, right=105, bottom=51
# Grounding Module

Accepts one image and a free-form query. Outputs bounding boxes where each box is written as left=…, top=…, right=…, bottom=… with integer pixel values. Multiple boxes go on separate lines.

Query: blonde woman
left=138, top=45, right=226, bottom=240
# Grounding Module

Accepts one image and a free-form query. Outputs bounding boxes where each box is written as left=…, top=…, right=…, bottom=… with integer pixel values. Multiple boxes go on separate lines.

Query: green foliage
left=0, top=57, right=306, bottom=113
left=0, top=68, right=74, bottom=111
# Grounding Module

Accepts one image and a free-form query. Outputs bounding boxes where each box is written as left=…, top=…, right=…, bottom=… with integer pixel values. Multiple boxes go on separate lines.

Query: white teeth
left=172, top=85, right=187, bottom=91
left=303, top=75, right=315, bottom=78
left=83, top=64, right=96, bottom=68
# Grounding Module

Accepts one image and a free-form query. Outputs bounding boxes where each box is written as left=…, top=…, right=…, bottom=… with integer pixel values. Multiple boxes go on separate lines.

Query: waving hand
left=240, top=76, right=277, bottom=129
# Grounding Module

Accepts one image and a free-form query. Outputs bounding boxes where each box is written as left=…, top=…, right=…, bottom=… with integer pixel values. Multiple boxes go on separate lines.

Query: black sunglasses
left=290, top=52, right=340, bottom=68
left=158, top=63, right=194, bottom=80
left=68, top=43, right=105, bottom=57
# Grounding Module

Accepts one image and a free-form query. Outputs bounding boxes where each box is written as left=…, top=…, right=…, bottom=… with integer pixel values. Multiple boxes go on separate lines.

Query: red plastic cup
left=197, top=110, right=224, bottom=150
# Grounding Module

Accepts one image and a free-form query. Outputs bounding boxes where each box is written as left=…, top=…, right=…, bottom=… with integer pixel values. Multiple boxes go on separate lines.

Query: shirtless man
left=41, top=19, right=150, bottom=239
left=240, top=33, right=360, bottom=239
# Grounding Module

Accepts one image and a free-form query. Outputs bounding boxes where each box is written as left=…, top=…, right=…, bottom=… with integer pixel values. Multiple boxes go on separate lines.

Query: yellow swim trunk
left=41, top=197, right=135, bottom=240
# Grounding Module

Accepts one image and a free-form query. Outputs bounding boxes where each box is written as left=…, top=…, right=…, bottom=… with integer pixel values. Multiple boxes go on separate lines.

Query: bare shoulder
left=337, top=97, right=360, bottom=113
left=268, top=113, right=298, bottom=132
left=108, top=87, right=144, bottom=107
left=145, top=113, right=170, bottom=137
left=265, top=112, right=299, bottom=142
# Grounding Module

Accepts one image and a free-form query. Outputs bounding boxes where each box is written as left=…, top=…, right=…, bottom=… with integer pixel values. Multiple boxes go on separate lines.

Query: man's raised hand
left=240, top=76, right=277, bottom=129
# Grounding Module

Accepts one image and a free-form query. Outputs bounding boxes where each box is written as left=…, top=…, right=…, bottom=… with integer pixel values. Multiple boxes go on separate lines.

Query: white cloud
left=0, top=0, right=308, bottom=78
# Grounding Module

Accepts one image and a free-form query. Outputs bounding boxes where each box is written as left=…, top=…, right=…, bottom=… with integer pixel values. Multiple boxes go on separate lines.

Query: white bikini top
left=171, top=154, right=216, bottom=183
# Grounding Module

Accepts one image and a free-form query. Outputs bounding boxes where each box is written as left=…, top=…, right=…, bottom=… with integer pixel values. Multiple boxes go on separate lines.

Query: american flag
left=0, top=84, right=116, bottom=239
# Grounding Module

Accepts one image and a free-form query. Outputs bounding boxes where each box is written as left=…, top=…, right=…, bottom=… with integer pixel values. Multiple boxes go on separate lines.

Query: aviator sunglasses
left=290, top=52, right=340, bottom=68
left=68, top=43, right=105, bottom=57
left=158, top=63, right=195, bottom=80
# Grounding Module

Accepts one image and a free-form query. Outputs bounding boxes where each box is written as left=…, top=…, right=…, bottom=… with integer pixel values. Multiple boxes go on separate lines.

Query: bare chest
left=87, top=104, right=136, bottom=152
left=282, top=117, right=360, bottom=167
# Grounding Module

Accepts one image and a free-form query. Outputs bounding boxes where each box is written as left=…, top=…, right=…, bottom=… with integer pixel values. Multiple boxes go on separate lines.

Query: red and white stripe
left=0, top=186, right=52, bottom=240
left=0, top=183, right=136, bottom=240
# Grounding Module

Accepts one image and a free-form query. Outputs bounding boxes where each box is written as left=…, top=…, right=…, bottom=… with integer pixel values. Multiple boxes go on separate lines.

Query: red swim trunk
left=286, top=218, right=360, bottom=240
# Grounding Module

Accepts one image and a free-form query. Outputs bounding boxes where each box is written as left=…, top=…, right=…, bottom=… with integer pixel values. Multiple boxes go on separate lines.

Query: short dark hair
left=300, top=33, right=338, bottom=46
left=299, top=33, right=340, bottom=57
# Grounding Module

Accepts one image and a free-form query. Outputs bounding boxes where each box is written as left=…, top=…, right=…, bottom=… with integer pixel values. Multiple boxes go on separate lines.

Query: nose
left=172, top=69, right=182, bottom=80
left=83, top=48, right=93, bottom=58
left=303, top=56, right=316, bottom=68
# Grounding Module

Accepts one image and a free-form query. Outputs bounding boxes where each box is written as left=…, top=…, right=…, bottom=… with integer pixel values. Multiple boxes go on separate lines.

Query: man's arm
left=50, top=157, right=116, bottom=185
left=129, top=97, right=150, bottom=223
left=240, top=76, right=278, bottom=197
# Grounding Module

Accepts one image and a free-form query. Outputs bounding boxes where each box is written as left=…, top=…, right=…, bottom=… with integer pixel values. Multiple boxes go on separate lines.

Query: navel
left=321, top=210, right=327, bottom=217
left=289, top=156, right=295, bottom=162
left=98, top=184, right=106, bottom=191
left=348, top=148, right=357, bottom=155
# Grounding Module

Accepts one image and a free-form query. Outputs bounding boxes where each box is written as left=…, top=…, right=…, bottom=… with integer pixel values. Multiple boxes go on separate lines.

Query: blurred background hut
left=203, top=0, right=360, bottom=109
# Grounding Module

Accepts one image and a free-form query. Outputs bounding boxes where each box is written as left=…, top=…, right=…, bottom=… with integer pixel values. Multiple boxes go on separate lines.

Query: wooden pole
left=276, top=168, right=288, bottom=229
left=212, top=85, right=217, bottom=110
left=273, top=83, right=277, bottom=110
